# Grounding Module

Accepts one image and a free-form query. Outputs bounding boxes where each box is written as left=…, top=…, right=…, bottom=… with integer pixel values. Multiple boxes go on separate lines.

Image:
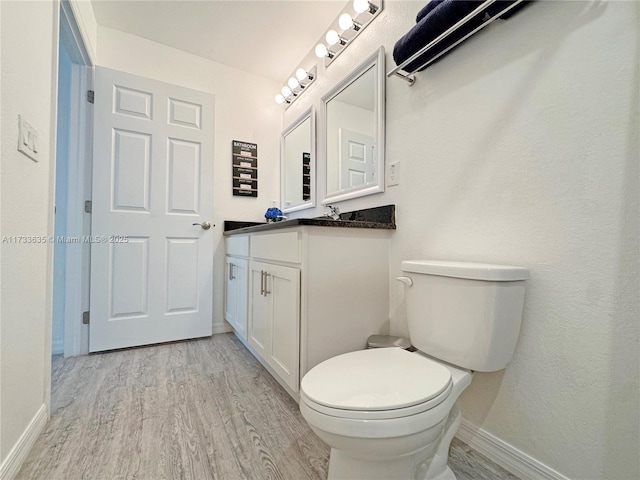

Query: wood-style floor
left=17, top=333, right=518, bottom=480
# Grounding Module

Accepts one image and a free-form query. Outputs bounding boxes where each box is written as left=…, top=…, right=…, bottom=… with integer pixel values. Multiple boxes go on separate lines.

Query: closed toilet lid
left=301, top=348, right=452, bottom=411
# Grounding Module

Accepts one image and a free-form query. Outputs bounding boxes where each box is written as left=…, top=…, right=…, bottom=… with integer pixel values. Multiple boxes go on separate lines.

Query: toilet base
left=326, top=447, right=456, bottom=480
left=429, top=466, right=456, bottom=480
left=325, top=405, right=463, bottom=480
left=327, top=445, right=437, bottom=480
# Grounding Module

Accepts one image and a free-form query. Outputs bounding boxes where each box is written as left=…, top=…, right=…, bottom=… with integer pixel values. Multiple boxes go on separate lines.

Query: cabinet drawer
left=251, top=231, right=300, bottom=263
left=226, top=235, right=249, bottom=256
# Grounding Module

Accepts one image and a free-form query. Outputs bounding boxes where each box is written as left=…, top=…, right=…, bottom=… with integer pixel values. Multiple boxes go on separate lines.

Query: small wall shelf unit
left=232, top=140, right=258, bottom=197
left=388, top=0, right=526, bottom=84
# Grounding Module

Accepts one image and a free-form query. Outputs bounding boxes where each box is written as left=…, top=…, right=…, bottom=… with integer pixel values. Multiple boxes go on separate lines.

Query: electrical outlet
left=270, top=199, right=278, bottom=207
left=388, top=161, right=400, bottom=186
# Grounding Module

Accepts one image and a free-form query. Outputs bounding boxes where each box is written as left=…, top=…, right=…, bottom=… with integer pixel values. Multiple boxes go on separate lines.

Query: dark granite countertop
left=223, top=220, right=265, bottom=231
left=224, top=205, right=396, bottom=235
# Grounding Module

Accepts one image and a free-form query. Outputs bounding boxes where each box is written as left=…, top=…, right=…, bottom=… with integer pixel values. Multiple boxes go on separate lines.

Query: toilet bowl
left=300, top=261, right=529, bottom=480
left=300, top=348, right=471, bottom=480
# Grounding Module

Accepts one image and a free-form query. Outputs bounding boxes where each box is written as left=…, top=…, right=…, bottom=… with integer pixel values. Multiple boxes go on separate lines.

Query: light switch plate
left=17, top=114, right=39, bottom=162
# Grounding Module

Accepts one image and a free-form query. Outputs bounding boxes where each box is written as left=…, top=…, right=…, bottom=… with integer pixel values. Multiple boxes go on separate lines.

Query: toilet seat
left=301, top=383, right=453, bottom=420
left=301, top=348, right=453, bottom=420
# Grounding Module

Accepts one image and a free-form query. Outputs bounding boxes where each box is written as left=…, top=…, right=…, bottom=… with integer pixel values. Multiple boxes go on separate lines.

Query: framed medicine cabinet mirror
left=280, top=106, right=316, bottom=212
left=321, top=46, right=385, bottom=204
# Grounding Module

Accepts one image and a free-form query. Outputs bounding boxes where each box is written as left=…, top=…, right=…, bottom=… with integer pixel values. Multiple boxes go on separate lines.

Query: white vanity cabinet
left=246, top=230, right=301, bottom=392
left=248, top=260, right=300, bottom=392
left=225, top=225, right=391, bottom=399
left=224, top=256, right=248, bottom=340
left=224, top=235, right=249, bottom=341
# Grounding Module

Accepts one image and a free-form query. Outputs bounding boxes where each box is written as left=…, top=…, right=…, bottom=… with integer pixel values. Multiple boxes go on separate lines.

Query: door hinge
left=87, top=90, right=95, bottom=104
left=84, top=200, right=92, bottom=213
left=82, top=311, right=90, bottom=325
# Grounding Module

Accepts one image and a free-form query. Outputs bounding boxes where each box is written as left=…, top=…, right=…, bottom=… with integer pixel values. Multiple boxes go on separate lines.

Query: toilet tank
left=401, top=261, right=529, bottom=372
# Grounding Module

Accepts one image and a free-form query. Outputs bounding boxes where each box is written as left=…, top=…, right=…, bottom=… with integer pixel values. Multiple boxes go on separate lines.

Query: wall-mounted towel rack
left=387, top=0, right=526, bottom=84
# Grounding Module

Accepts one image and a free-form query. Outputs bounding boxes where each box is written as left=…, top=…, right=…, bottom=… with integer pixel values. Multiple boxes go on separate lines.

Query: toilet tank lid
left=401, top=260, right=529, bottom=281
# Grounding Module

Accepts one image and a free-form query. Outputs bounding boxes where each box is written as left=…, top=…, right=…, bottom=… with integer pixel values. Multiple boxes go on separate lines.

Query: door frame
left=56, top=1, right=94, bottom=357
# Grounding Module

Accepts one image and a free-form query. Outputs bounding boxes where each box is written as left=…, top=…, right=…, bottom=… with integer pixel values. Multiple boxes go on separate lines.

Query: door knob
left=193, top=221, right=213, bottom=230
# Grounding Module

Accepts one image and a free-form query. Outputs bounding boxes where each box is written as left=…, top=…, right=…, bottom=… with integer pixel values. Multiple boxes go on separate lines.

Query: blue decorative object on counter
left=265, top=207, right=283, bottom=222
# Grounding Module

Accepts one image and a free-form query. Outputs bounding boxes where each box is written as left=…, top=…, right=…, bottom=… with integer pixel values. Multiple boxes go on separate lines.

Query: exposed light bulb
left=281, top=85, right=292, bottom=97
left=325, top=30, right=340, bottom=46
left=275, top=93, right=285, bottom=105
left=338, top=13, right=354, bottom=30
left=315, top=43, right=329, bottom=58
left=353, top=0, right=370, bottom=14
left=288, top=77, right=299, bottom=90
left=296, top=68, right=308, bottom=81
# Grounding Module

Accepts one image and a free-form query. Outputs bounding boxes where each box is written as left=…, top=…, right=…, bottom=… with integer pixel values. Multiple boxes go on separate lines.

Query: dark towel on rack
left=393, top=0, right=485, bottom=73
left=416, top=0, right=445, bottom=23
left=419, top=0, right=532, bottom=23
left=486, top=0, right=532, bottom=19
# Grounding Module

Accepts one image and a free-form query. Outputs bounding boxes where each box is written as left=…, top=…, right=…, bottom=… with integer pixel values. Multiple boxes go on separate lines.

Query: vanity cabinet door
left=267, top=263, right=300, bottom=392
left=249, top=260, right=300, bottom=393
left=249, top=262, right=270, bottom=360
left=224, top=256, right=248, bottom=340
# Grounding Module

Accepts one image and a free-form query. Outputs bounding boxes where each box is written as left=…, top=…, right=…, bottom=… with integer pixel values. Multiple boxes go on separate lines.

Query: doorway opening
left=52, top=1, right=93, bottom=358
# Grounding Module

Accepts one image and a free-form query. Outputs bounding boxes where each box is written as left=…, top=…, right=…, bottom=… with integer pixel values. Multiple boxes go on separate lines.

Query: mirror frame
left=280, top=106, right=316, bottom=213
left=320, top=46, right=385, bottom=205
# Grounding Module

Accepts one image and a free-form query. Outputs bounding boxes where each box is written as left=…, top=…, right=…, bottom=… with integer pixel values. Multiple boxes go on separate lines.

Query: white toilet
left=300, top=260, right=529, bottom=480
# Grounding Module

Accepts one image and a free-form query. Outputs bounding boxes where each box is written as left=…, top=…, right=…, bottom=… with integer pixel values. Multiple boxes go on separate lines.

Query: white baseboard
left=212, top=323, right=233, bottom=335
left=456, top=418, right=570, bottom=480
left=0, top=404, right=48, bottom=480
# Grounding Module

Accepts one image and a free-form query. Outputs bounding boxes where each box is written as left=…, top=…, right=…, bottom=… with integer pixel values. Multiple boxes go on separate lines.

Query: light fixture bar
left=274, top=0, right=383, bottom=107
left=324, top=0, right=383, bottom=67
left=274, top=65, right=317, bottom=108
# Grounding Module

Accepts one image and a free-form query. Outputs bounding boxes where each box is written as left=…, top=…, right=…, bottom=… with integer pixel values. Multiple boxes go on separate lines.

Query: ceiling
left=91, top=0, right=349, bottom=82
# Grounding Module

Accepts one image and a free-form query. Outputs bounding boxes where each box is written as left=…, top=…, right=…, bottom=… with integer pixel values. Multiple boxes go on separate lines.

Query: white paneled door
left=90, top=67, right=215, bottom=352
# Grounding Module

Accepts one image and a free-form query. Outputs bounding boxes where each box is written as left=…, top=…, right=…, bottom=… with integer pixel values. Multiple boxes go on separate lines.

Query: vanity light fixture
left=314, top=43, right=335, bottom=59
left=320, top=0, right=382, bottom=67
left=281, top=85, right=296, bottom=98
left=274, top=93, right=288, bottom=105
left=296, top=68, right=314, bottom=85
left=339, top=13, right=361, bottom=32
left=326, top=30, right=347, bottom=47
left=288, top=77, right=300, bottom=90
left=274, top=0, right=382, bottom=107
left=353, top=0, right=379, bottom=15
left=274, top=66, right=317, bottom=107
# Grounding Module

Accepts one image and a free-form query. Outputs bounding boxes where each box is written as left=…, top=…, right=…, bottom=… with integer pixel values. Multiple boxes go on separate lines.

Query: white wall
left=284, top=1, right=639, bottom=478
left=0, top=0, right=58, bottom=466
left=96, top=26, right=282, bottom=334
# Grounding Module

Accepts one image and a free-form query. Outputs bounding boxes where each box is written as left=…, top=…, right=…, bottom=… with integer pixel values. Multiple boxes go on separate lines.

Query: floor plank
left=17, top=333, right=518, bottom=480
